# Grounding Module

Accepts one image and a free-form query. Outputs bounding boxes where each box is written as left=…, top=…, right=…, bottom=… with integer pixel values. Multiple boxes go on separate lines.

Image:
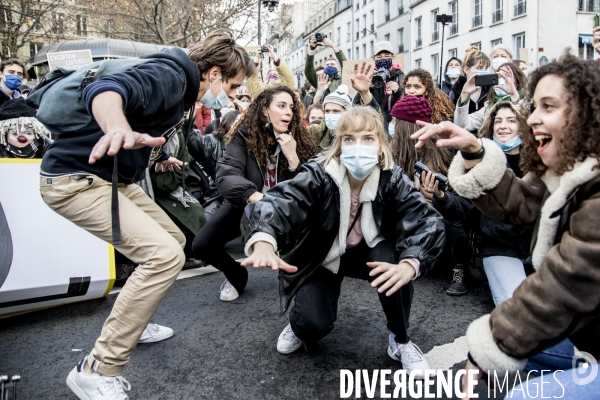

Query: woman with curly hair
left=412, top=52, right=600, bottom=398
left=403, top=69, right=454, bottom=124
left=192, top=86, right=316, bottom=301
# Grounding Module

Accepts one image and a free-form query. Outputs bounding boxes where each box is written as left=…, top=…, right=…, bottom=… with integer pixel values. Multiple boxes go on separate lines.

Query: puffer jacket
left=241, top=159, right=446, bottom=314
left=449, top=138, right=600, bottom=372
left=215, top=125, right=302, bottom=208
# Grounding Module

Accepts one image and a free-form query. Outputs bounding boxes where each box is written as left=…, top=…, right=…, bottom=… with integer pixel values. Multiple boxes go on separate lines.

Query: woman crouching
left=241, top=106, right=445, bottom=377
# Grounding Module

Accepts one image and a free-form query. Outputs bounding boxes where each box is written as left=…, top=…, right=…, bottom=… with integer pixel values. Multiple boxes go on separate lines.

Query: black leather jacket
left=215, top=126, right=301, bottom=208
left=241, top=161, right=445, bottom=314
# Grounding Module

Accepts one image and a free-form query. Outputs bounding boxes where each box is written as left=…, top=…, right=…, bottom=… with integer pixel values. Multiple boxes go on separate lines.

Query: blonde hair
left=319, top=106, right=394, bottom=170
left=490, top=44, right=514, bottom=60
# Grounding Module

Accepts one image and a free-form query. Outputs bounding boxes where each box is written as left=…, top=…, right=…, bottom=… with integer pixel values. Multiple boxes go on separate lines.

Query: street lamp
left=435, top=14, right=452, bottom=87
left=258, top=0, right=280, bottom=45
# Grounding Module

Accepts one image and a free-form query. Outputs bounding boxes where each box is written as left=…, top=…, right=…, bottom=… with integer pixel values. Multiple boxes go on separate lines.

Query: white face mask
left=492, top=57, right=508, bottom=71
left=325, top=113, right=341, bottom=131
left=340, top=144, right=379, bottom=181
left=446, top=68, right=461, bottom=78
left=201, top=77, right=230, bottom=110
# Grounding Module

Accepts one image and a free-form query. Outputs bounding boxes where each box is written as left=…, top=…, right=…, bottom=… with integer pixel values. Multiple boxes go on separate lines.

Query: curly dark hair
left=478, top=101, right=530, bottom=142
left=226, top=86, right=316, bottom=171
left=520, top=51, right=600, bottom=176
left=403, top=69, right=454, bottom=124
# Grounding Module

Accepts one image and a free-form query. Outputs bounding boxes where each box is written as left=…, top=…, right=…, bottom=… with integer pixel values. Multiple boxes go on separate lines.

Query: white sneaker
left=387, top=334, right=431, bottom=379
left=219, top=279, right=239, bottom=302
left=137, top=323, right=174, bottom=344
left=66, top=358, right=131, bottom=399
left=277, top=324, right=303, bottom=354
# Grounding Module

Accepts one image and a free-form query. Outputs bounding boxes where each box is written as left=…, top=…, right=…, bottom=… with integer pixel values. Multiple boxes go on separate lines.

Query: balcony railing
left=449, top=23, right=458, bottom=35
left=398, top=6, right=404, bottom=14
left=472, top=15, right=482, bottom=28
left=385, top=13, right=390, bottom=21
left=432, top=31, right=439, bottom=42
left=579, top=0, right=600, bottom=12
left=398, top=44, right=405, bottom=52
left=492, top=10, right=503, bottom=23
left=415, top=38, right=422, bottom=48
left=514, top=1, right=526, bottom=16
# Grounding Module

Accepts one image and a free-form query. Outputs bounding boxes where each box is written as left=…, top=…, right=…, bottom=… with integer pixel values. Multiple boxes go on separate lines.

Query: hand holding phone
left=474, top=73, right=498, bottom=87
left=414, top=162, right=449, bottom=192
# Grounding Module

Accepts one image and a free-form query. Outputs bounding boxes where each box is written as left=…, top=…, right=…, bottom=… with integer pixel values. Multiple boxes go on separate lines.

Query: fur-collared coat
left=241, top=159, right=445, bottom=314
left=449, top=138, right=600, bottom=372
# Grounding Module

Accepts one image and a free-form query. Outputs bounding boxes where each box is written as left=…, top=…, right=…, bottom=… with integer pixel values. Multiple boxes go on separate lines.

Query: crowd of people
left=2, top=27, right=600, bottom=399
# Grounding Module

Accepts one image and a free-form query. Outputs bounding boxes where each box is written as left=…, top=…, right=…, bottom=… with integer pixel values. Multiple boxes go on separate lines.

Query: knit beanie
left=323, top=85, right=352, bottom=110
left=0, top=98, right=37, bottom=120
left=390, top=95, right=433, bottom=123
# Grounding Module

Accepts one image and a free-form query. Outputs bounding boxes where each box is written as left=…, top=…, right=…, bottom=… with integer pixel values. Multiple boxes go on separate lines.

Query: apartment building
left=409, top=0, right=599, bottom=81
left=376, top=0, right=411, bottom=66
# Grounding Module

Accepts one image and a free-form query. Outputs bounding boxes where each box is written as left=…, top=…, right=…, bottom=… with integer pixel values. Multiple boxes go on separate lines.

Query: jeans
left=482, top=255, right=527, bottom=306
left=444, top=220, right=470, bottom=266
left=289, top=240, right=414, bottom=344
left=191, top=201, right=248, bottom=292
left=506, top=369, right=600, bottom=399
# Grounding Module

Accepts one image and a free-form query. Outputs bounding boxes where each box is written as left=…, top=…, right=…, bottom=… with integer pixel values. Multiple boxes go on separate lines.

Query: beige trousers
left=40, top=174, right=186, bottom=376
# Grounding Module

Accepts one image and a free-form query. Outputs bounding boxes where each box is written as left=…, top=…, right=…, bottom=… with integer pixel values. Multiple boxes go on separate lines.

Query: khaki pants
left=40, top=174, right=186, bottom=376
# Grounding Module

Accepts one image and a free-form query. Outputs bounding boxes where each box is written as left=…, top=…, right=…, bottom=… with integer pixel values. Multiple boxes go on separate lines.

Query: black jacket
left=215, top=126, right=302, bottom=208
left=450, top=75, right=489, bottom=112
left=187, top=128, right=224, bottom=180
left=353, top=68, right=404, bottom=125
left=40, top=48, right=200, bottom=184
left=242, top=161, right=445, bottom=313
left=439, top=57, right=462, bottom=96
left=433, top=153, right=532, bottom=260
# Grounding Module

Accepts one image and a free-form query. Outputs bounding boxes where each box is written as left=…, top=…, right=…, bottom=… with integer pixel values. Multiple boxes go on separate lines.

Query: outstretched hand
left=411, top=121, right=480, bottom=151
left=317, top=73, right=329, bottom=91
left=240, top=241, right=298, bottom=273
left=89, top=128, right=165, bottom=164
left=351, top=61, right=376, bottom=94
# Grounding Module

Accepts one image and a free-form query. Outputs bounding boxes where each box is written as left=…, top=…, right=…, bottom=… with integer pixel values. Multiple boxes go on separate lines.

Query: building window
left=337, top=27, right=341, bottom=45
left=514, top=32, right=525, bottom=59
left=385, top=0, right=390, bottom=21
left=415, top=58, right=422, bottom=68
left=398, top=0, right=404, bottom=14
left=492, top=0, right=503, bottom=23
left=431, top=9, right=439, bottom=42
left=362, top=44, right=367, bottom=58
left=384, top=33, right=390, bottom=41
left=449, top=2, right=458, bottom=35
left=355, top=18, right=360, bottom=39
left=398, top=28, right=404, bottom=52
left=415, top=17, right=422, bottom=48
left=431, top=54, right=440, bottom=78
left=471, top=41, right=482, bottom=49
left=30, top=42, right=44, bottom=59
left=355, top=46, right=359, bottom=58
left=491, top=38, right=502, bottom=48
left=473, top=0, right=482, bottom=27
left=514, top=0, right=527, bottom=16
left=449, top=48, right=458, bottom=58
left=347, top=22, right=351, bottom=41
left=579, top=0, right=599, bottom=12
left=370, top=41, right=374, bottom=56
left=52, top=13, right=65, bottom=34
left=362, top=15, right=367, bottom=36
left=77, top=15, right=88, bottom=36
left=370, top=10, right=374, bottom=31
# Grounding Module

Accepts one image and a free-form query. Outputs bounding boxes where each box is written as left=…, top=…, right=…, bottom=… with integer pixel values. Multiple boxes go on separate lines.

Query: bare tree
left=0, top=0, right=67, bottom=61
left=89, top=0, right=259, bottom=48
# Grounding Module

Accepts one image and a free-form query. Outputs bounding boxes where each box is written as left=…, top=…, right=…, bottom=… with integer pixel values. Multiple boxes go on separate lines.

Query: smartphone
left=414, top=162, right=449, bottom=192
left=595, top=13, right=600, bottom=28
left=475, top=73, right=498, bottom=87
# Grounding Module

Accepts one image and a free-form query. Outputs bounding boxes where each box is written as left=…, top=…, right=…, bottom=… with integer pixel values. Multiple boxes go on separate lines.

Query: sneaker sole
left=386, top=346, right=425, bottom=380
left=446, top=289, right=469, bottom=296
left=138, top=330, right=174, bottom=344
left=66, top=369, right=92, bottom=400
left=219, top=292, right=240, bottom=302
left=277, top=341, right=303, bottom=354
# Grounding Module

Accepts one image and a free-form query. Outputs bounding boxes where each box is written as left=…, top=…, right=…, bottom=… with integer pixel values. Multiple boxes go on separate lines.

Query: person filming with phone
left=191, top=86, right=315, bottom=303
left=305, top=34, right=347, bottom=104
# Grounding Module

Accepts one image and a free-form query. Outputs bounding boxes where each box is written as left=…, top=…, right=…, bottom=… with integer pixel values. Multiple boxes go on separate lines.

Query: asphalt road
left=0, top=239, right=510, bottom=399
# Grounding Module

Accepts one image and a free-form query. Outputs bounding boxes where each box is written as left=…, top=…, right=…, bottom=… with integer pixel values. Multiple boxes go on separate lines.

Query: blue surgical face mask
left=388, top=122, right=395, bottom=137
left=493, top=136, right=522, bottom=152
left=323, top=66, right=338, bottom=77
left=241, top=101, right=250, bottom=109
left=522, top=70, right=529, bottom=78
left=3, top=75, right=22, bottom=91
left=471, top=69, right=487, bottom=76
left=201, top=78, right=231, bottom=110
left=494, top=88, right=509, bottom=98
left=446, top=68, right=461, bottom=79
left=325, top=113, right=341, bottom=131
left=340, top=144, right=379, bottom=181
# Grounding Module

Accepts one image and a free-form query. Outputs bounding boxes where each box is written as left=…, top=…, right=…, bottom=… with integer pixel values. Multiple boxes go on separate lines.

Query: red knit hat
left=390, top=95, right=433, bottom=123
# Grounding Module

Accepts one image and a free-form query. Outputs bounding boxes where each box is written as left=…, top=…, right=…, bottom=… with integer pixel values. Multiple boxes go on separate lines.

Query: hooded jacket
left=215, top=126, right=303, bottom=208
left=449, top=139, right=600, bottom=372
left=440, top=57, right=462, bottom=96
left=40, top=48, right=200, bottom=184
left=241, top=159, right=445, bottom=314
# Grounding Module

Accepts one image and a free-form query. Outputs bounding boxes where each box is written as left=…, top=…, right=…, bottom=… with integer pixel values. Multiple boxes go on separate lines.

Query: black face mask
left=5, top=141, right=39, bottom=158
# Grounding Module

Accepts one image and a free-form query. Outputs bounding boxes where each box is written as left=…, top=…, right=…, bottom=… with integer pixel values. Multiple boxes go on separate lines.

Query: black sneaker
left=446, top=267, right=472, bottom=296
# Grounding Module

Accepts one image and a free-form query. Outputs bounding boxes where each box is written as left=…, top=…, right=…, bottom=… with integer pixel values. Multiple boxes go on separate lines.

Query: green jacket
left=307, top=121, right=331, bottom=154
left=304, top=50, right=347, bottom=94
left=150, top=129, right=207, bottom=235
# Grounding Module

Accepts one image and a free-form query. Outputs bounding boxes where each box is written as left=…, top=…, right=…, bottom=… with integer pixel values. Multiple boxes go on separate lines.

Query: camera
left=372, top=68, right=391, bottom=89
left=414, top=162, right=449, bottom=192
left=314, top=33, right=327, bottom=42
left=260, top=45, right=269, bottom=53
